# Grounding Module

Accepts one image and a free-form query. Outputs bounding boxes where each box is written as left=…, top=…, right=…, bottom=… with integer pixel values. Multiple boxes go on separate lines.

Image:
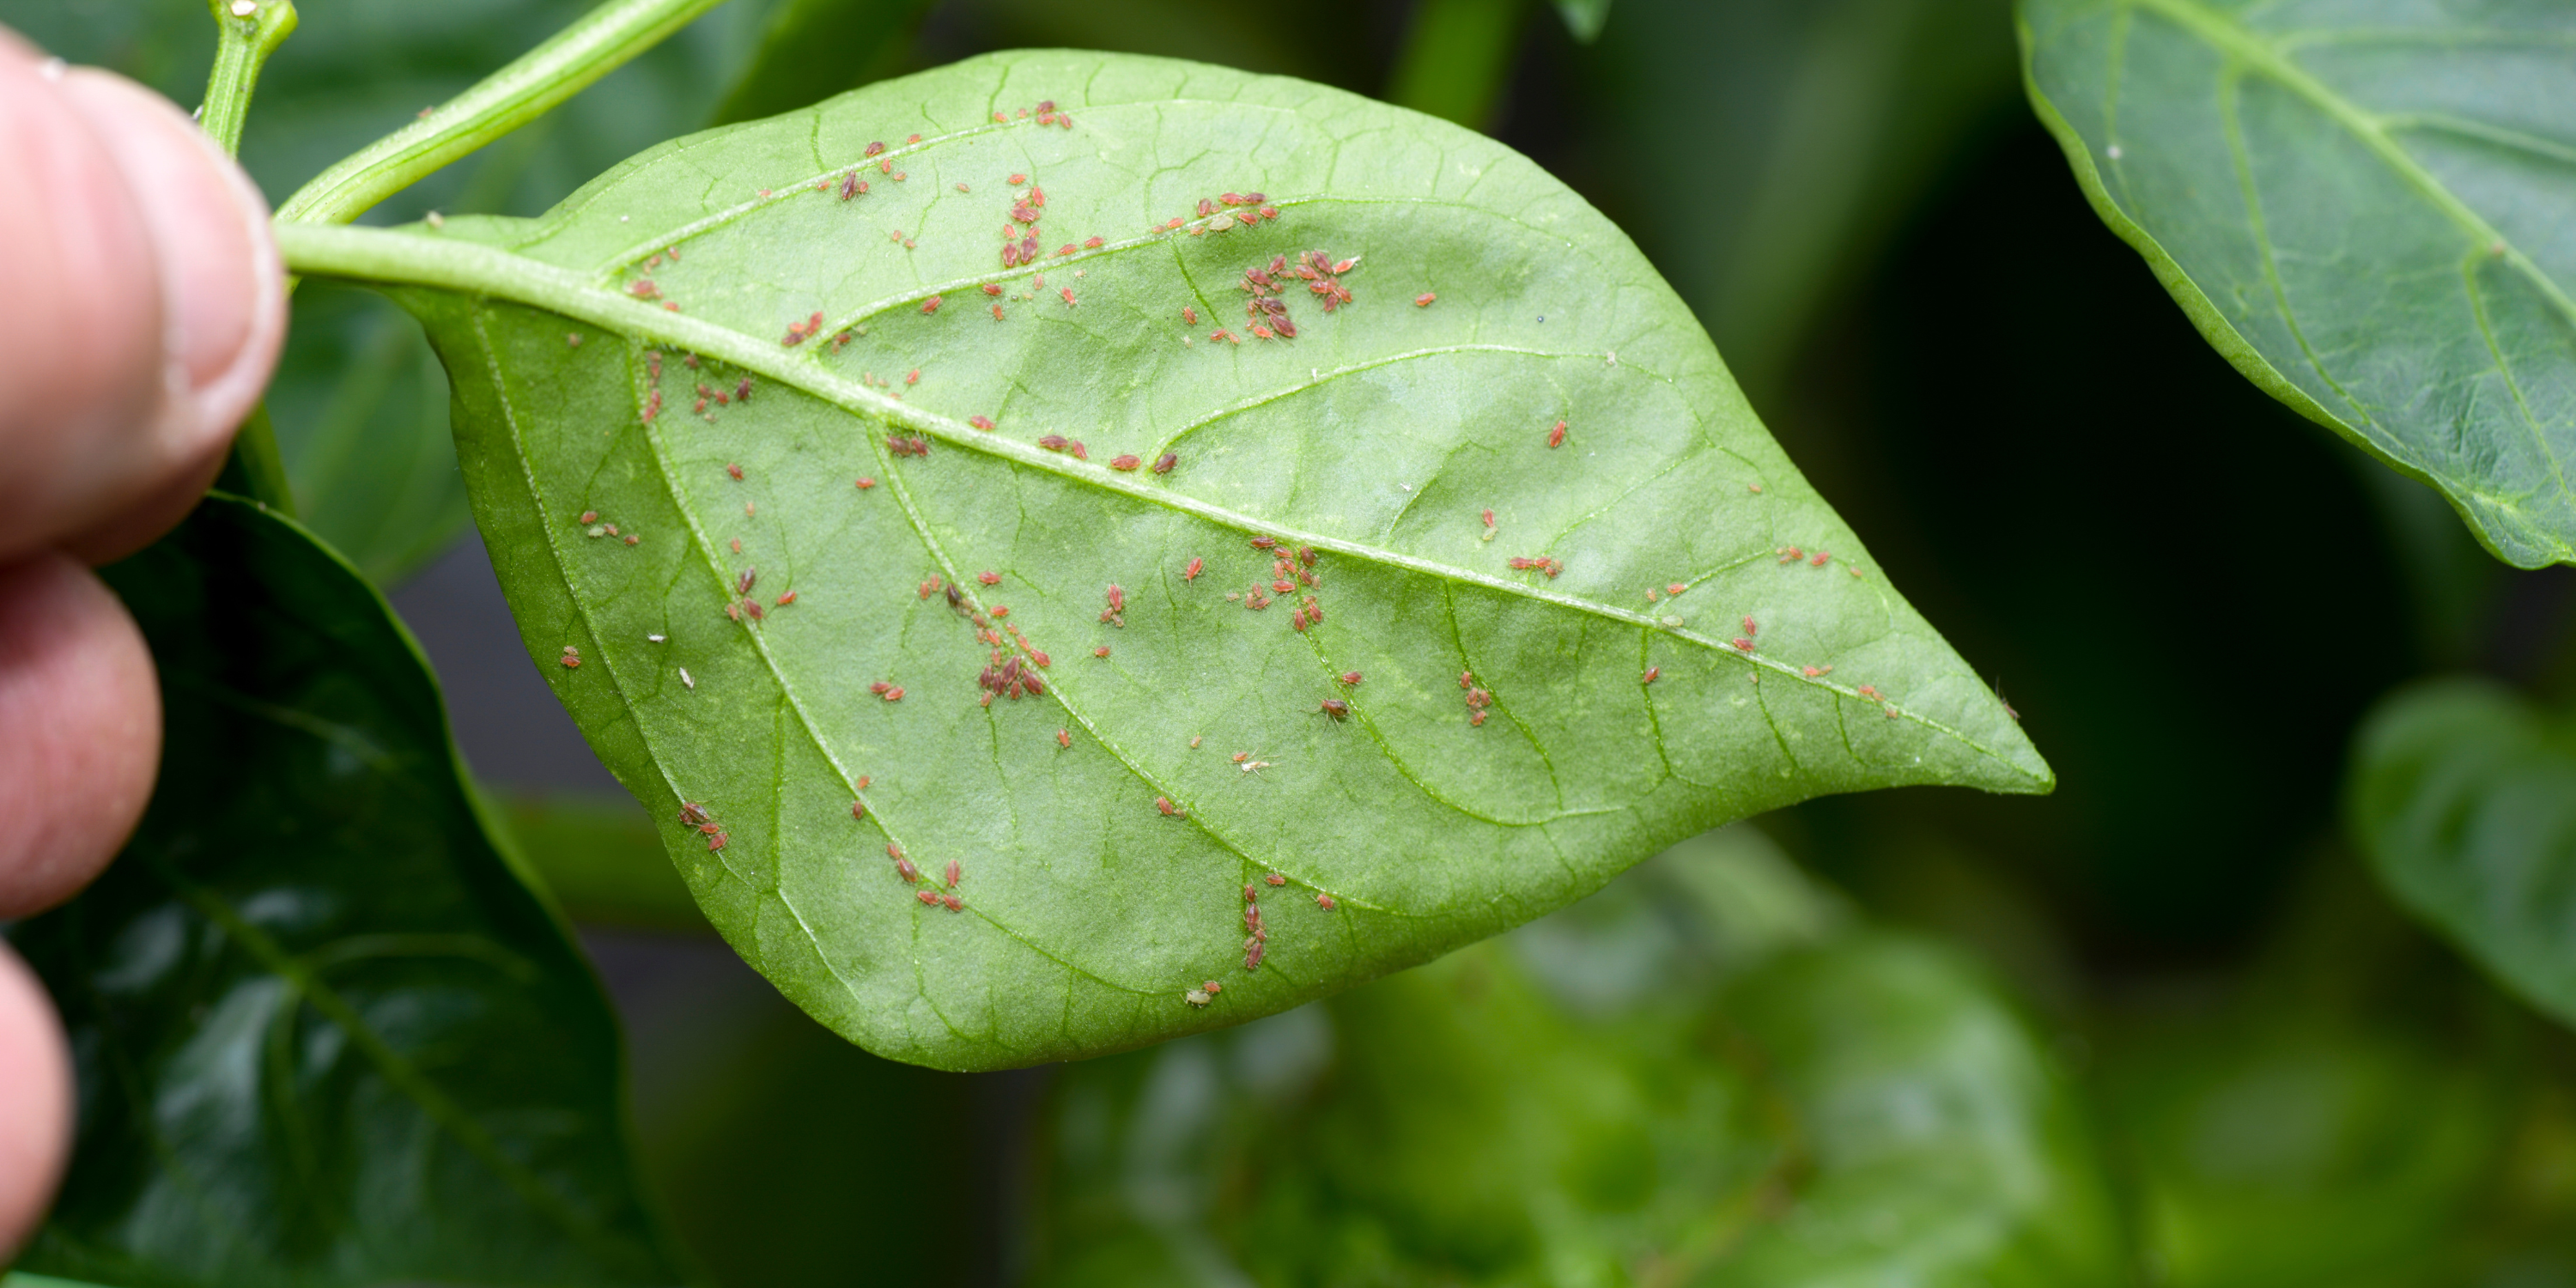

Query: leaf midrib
left=277, top=223, right=2040, bottom=783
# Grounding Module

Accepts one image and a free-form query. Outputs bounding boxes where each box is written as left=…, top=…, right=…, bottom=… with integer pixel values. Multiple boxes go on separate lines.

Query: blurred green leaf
left=2350, top=679, right=2576, bottom=1030
left=1554, top=0, right=1609, bottom=43
left=498, top=788, right=709, bottom=933
left=1579, top=0, right=2021, bottom=404
left=708, top=0, right=932, bottom=126
left=1025, top=827, right=2123, bottom=1286
left=2019, top=0, right=2576, bottom=569
left=1386, top=0, right=1526, bottom=129
left=301, top=49, right=2044, bottom=1071
left=5, top=495, right=683, bottom=1287
left=2105, top=1013, right=2510, bottom=1288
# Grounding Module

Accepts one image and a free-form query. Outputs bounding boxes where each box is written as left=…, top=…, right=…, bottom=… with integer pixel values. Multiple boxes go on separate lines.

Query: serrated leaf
left=5, top=495, right=683, bottom=1288
left=284, top=49, right=2045, bottom=1072
left=2349, top=678, right=2576, bottom=1028
left=2019, top=0, right=2576, bottom=568
left=1028, top=832, right=2122, bottom=1286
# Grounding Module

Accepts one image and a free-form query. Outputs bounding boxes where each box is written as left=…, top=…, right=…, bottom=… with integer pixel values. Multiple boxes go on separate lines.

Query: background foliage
left=5, top=0, right=2576, bottom=1284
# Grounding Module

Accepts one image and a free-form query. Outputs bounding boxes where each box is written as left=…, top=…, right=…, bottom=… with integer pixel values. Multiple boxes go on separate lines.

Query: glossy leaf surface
left=2020, top=0, right=2576, bottom=568
left=292, top=50, right=2044, bottom=1071
left=1027, top=828, right=2123, bottom=1286
left=2349, top=678, right=2576, bottom=1028
left=6, top=495, right=683, bottom=1288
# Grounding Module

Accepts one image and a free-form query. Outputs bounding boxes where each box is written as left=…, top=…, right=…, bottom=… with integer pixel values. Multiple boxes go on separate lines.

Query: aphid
left=559, top=648, right=580, bottom=669
left=726, top=463, right=744, bottom=482
left=1186, top=988, right=1212, bottom=1008
left=1812, top=550, right=1832, bottom=567
left=865, top=141, right=885, bottom=157
left=1316, top=893, right=1337, bottom=910
left=1250, top=325, right=1273, bottom=340
left=1061, top=287, right=1077, bottom=306
left=1262, top=873, right=1285, bottom=887
left=856, top=477, right=877, bottom=489
left=945, top=859, right=962, bottom=888
left=840, top=170, right=862, bottom=200
left=1732, top=638, right=1755, bottom=653
left=917, top=889, right=940, bottom=906
left=736, top=567, right=757, bottom=595
left=1332, top=257, right=1359, bottom=274
left=991, top=304, right=1006, bottom=320
left=1547, top=420, right=1567, bottom=448
left=708, top=831, right=728, bottom=851
left=1184, top=556, right=1204, bottom=581
left=1857, top=685, right=1881, bottom=700
left=1249, top=536, right=1279, bottom=551
left=568, top=333, right=583, bottom=347
left=1469, top=709, right=1488, bottom=726
left=945, top=584, right=964, bottom=611
left=580, top=510, right=599, bottom=525
left=941, top=893, right=963, bottom=912
left=680, top=801, right=711, bottom=825
left=1319, top=698, right=1350, bottom=721
left=1031, top=650, right=1050, bottom=667
left=850, top=799, right=869, bottom=821
left=1009, top=173, right=1027, bottom=185
left=1743, top=615, right=1759, bottom=637
left=956, top=182, right=969, bottom=192
left=896, top=857, right=920, bottom=883
left=1067, top=440, right=1088, bottom=460
left=1157, top=796, right=1181, bottom=817
left=629, top=278, right=659, bottom=301
left=1106, top=584, right=1126, bottom=612
left=1057, top=728, right=1072, bottom=749
left=1415, top=292, right=1436, bottom=307
left=1110, top=454, right=1142, bottom=471
left=921, top=295, right=943, bottom=314
left=1777, top=545, right=1804, bottom=563
left=969, top=415, right=996, bottom=430
left=884, top=685, right=905, bottom=701
left=1182, top=306, right=1199, bottom=325
left=1668, top=582, right=1687, bottom=596
left=1210, top=329, right=1236, bottom=343
left=1243, top=939, right=1265, bottom=971
left=1801, top=665, right=1830, bottom=677
left=1148, top=452, right=1179, bottom=476
left=1643, top=666, right=1662, bottom=684
left=1093, top=645, right=1110, bottom=658
left=1038, top=434, right=1069, bottom=453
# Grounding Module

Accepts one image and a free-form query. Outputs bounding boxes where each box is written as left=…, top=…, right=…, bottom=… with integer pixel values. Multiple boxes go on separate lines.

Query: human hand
left=0, top=28, right=284, bottom=1258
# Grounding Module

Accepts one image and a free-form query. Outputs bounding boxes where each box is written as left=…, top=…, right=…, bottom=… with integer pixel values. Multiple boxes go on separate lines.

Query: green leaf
left=6, top=495, right=684, bottom=1288
left=2018, top=0, right=2576, bottom=569
left=2348, top=678, right=2576, bottom=1028
left=285, top=49, right=2046, bottom=1072
left=1026, top=827, right=2123, bottom=1285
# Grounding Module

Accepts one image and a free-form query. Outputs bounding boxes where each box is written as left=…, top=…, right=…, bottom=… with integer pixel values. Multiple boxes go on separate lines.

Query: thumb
left=0, top=33, right=285, bottom=564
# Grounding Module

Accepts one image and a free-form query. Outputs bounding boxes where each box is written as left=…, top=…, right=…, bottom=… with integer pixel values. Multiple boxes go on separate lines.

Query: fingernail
left=55, top=70, right=281, bottom=430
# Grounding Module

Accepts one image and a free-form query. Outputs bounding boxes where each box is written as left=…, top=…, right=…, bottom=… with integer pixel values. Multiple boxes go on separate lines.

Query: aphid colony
left=1206, top=250, right=1360, bottom=344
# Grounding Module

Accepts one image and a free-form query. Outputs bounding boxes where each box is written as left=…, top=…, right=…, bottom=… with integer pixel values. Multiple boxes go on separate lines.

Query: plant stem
left=199, top=0, right=300, bottom=514
left=197, top=0, right=297, bottom=155
left=276, top=0, right=733, bottom=227
left=1386, top=0, right=1528, bottom=131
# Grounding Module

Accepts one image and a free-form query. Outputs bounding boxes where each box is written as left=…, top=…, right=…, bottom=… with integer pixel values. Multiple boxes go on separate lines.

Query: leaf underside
left=2350, top=678, right=2576, bottom=1030
left=8, top=495, right=679, bottom=1288
left=354, top=50, right=2042, bottom=1071
left=2020, top=0, right=2576, bottom=568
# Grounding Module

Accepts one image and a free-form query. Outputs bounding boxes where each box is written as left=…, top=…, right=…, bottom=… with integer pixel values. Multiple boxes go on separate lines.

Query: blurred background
left=12, top=0, right=2576, bottom=1282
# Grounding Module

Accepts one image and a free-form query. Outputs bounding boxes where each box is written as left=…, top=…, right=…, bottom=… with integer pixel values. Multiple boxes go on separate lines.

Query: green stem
left=197, top=0, right=297, bottom=155
left=199, top=0, right=300, bottom=513
left=1385, top=0, right=1529, bottom=131
left=276, top=0, right=733, bottom=227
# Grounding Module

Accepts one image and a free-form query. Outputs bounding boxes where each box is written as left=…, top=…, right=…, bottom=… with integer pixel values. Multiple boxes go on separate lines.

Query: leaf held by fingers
left=302, top=51, right=2044, bottom=1071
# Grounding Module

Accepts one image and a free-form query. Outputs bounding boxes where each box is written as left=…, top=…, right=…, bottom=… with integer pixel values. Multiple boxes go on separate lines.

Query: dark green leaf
left=290, top=50, right=2044, bottom=1071
left=6, top=495, right=684, bottom=1288
left=2349, top=678, right=2576, bottom=1028
left=2019, top=0, right=2576, bottom=568
left=1026, top=827, right=2123, bottom=1285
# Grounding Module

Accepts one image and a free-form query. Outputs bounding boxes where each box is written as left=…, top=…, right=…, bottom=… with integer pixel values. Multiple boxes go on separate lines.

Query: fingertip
left=0, top=553, right=160, bottom=919
left=0, top=943, right=71, bottom=1262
